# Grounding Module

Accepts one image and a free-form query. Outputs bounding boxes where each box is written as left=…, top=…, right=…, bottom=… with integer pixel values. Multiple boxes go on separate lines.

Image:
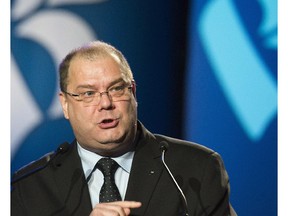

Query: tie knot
left=97, top=158, right=119, bottom=177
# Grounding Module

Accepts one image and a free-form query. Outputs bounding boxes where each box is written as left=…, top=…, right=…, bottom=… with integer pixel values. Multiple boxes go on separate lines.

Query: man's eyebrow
left=75, top=78, right=126, bottom=90
left=109, top=77, right=126, bottom=86
left=75, top=84, right=96, bottom=90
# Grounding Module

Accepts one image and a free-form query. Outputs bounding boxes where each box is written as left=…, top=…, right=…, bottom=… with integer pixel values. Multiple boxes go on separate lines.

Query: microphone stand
left=160, top=143, right=189, bottom=216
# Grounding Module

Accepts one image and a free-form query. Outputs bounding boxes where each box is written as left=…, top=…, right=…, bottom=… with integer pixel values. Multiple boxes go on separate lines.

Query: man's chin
left=98, top=135, right=125, bottom=146
left=93, top=138, right=126, bottom=155
left=96, top=144, right=128, bottom=157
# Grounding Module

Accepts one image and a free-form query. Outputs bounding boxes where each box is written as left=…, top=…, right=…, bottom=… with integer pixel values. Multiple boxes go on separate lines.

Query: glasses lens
left=82, top=86, right=132, bottom=107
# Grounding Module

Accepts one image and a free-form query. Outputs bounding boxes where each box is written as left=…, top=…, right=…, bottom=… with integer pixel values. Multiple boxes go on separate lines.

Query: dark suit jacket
left=11, top=121, right=236, bottom=216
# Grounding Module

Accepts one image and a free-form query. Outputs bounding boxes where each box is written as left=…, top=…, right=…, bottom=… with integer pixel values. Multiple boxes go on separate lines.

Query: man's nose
left=97, top=92, right=113, bottom=110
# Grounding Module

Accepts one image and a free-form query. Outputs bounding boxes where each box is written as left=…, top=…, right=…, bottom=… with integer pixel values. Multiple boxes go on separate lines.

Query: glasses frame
left=62, top=83, right=133, bottom=105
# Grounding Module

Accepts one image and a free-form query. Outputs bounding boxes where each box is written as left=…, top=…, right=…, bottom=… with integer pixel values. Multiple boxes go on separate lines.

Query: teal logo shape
left=199, top=0, right=277, bottom=141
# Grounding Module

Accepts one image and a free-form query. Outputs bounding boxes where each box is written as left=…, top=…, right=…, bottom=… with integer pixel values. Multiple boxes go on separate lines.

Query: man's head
left=59, top=41, right=138, bottom=156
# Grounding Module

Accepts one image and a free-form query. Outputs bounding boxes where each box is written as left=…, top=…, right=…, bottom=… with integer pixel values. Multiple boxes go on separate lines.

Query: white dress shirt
left=77, top=143, right=135, bottom=208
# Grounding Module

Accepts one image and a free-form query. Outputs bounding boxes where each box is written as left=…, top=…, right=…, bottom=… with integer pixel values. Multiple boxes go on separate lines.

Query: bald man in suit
left=11, top=41, right=236, bottom=216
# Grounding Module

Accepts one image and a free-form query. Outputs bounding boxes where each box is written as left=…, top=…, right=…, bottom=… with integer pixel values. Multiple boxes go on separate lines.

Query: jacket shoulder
left=11, top=142, right=70, bottom=184
left=154, top=134, right=216, bottom=155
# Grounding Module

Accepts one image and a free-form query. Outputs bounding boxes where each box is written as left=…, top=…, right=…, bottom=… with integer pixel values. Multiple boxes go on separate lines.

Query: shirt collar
left=77, top=142, right=134, bottom=178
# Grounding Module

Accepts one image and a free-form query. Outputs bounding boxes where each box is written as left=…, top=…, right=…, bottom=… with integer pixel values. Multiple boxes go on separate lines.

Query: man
left=11, top=41, right=237, bottom=215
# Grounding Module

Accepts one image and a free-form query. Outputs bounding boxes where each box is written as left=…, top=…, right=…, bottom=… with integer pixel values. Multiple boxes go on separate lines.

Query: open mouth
left=98, top=118, right=119, bottom=129
left=102, top=119, right=113, bottom=124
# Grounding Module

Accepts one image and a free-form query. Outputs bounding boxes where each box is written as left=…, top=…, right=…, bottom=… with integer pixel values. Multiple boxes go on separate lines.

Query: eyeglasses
left=63, top=83, right=133, bottom=106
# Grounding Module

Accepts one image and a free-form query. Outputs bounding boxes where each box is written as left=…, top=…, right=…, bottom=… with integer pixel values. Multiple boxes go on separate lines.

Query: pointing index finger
left=106, top=201, right=142, bottom=208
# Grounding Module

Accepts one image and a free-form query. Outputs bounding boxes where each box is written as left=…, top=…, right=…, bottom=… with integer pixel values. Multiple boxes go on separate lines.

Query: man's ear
left=59, top=92, right=69, bottom=119
left=131, top=80, right=137, bottom=97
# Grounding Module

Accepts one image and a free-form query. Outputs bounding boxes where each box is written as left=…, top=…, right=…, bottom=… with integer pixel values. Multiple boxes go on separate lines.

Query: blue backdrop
left=11, top=0, right=277, bottom=215
left=184, top=0, right=277, bottom=215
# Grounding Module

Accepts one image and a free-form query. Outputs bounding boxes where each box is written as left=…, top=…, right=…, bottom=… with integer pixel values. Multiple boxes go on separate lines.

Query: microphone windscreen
left=159, top=141, right=169, bottom=152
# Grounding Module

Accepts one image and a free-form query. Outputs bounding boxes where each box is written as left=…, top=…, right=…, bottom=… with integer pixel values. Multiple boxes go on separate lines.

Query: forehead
left=67, top=56, right=127, bottom=86
left=70, top=55, right=120, bottom=72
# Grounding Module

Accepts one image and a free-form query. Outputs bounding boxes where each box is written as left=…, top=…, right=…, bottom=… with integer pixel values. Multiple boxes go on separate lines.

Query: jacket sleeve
left=11, top=183, right=28, bottom=216
left=199, top=152, right=237, bottom=216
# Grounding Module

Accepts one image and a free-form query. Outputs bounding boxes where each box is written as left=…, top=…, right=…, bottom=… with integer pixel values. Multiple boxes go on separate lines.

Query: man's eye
left=83, top=91, right=96, bottom=97
left=110, top=85, right=124, bottom=92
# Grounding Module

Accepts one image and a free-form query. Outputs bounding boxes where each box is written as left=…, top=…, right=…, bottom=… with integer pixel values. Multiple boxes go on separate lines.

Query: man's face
left=59, top=56, right=138, bottom=156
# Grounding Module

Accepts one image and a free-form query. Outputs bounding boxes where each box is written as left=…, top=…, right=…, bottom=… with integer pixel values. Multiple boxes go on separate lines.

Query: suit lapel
left=125, top=123, right=164, bottom=215
left=52, top=141, right=92, bottom=215
left=50, top=123, right=163, bottom=215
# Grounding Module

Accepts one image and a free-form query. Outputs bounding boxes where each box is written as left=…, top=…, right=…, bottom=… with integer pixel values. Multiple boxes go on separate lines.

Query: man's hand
left=89, top=201, right=142, bottom=216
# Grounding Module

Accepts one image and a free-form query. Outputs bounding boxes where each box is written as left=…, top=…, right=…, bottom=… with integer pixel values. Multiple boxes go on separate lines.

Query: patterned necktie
left=97, top=158, right=122, bottom=203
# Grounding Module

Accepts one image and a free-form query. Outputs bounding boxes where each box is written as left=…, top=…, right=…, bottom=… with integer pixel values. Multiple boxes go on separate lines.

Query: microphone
left=11, top=142, right=70, bottom=184
left=159, top=141, right=189, bottom=216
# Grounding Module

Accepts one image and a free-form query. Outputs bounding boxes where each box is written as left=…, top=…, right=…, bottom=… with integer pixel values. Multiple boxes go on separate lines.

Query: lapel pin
left=149, top=170, right=155, bottom=175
